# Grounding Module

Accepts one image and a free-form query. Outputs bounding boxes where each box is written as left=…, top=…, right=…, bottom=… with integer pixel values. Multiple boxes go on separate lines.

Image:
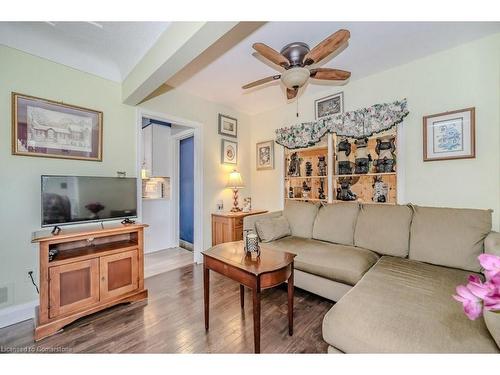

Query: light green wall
left=0, top=46, right=136, bottom=308
left=250, top=33, right=500, bottom=230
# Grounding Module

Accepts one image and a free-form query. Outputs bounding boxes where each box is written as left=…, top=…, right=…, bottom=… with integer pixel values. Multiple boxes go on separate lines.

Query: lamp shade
left=226, top=170, right=244, bottom=189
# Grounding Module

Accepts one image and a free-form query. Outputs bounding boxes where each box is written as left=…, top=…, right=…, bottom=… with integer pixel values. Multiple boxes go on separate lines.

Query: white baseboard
left=0, top=300, right=38, bottom=329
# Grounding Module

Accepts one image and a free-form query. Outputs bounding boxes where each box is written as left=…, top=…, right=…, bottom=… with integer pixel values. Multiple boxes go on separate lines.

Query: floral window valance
left=275, top=99, right=409, bottom=149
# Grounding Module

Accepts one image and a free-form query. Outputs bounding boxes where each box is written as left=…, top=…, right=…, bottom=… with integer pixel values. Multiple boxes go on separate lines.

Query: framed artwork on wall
left=423, top=107, right=475, bottom=162
left=218, top=113, right=238, bottom=138
left=12, top=92, right=103, bottom=161
left=314, top=91, right=344, bottom=120
left=221, top=139, right=238, bottom=165
left=256, top=140, right=274, bottom=170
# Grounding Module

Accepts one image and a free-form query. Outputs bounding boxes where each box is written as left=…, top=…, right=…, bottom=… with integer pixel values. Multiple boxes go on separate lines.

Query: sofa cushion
left=265, top=236, right=379, bottom=285
left=312, top=202, right=359, bottom=246
left=323, top=256, right=499, bottom=353
left=283, top=200, right=319, bottom=238
left=255, top=216, right=291, bottom=242
left=354, top=204, right=413, bottom=257
left=484, top=310, right=500, bottom=349
left=409, top=205, right=492, bottom=272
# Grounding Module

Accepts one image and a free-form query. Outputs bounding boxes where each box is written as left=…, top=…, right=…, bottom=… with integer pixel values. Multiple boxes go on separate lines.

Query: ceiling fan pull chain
left=296, top=95, right=299, bottom=118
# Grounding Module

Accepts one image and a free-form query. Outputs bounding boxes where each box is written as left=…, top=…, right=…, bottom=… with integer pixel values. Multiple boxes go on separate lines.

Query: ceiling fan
left=242, top=29, right=351, bottom=100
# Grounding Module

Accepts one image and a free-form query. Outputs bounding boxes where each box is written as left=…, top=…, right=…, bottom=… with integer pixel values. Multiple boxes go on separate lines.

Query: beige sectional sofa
left=243, top=201, right=500, bottom=353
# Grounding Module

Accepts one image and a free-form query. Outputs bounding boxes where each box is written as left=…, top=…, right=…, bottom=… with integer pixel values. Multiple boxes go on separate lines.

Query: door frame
left=136, top=108, right=204, bottom=263
left=172, top=129, right=195, bottom=251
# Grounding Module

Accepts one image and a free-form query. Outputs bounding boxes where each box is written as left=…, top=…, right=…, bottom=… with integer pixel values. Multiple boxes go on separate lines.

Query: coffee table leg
left=288, top=263, right=294, bottom=336
left=204, top=264, right=209, bottom=331
left=252, top=277, right=261, bottom=353
left=240, top=284, right=244, bottom=308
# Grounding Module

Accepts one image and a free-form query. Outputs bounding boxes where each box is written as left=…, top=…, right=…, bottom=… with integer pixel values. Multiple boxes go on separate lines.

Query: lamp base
left=231, top=188, right=241, bottom=212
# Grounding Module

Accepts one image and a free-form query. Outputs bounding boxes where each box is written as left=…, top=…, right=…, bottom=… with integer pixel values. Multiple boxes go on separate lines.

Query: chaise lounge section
left=244, top=201, right=500, bottom=353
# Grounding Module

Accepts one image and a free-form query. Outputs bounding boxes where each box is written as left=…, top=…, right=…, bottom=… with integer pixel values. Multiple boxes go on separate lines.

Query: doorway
left=137, top=108, right=204, bottom=265
left=179, top=136, right=194, bottom=251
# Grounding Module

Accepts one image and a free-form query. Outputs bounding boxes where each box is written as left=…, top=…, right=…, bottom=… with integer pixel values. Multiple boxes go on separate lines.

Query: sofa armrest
left=243, top=211, right=283, bottom=234
left=485, top=231, right=500, bottom=257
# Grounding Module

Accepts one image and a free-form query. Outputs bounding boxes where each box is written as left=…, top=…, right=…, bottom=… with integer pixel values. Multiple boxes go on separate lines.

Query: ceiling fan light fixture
left=281, top=67, right=310, bottom=89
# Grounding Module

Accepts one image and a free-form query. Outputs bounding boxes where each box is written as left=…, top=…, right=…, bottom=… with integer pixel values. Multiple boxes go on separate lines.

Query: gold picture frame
left=12, top=92, right=103, bottom=161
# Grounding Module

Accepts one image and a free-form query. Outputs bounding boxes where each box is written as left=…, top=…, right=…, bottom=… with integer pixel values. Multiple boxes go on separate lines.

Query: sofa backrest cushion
left=312, top=202, right=360, bottom=246
left=255, top=216, right=291, bottom=242
left=283, top=200, right=319, bottom=238
left=409, top=205, right=492, bottom=272
left=354, top=204, right=413, bottom=257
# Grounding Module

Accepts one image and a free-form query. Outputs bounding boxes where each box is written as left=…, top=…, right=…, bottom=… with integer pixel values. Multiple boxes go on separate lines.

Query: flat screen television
left=41, top=175, right=138, bottom=227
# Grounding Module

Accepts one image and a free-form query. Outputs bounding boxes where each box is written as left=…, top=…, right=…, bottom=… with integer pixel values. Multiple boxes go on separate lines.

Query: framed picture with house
left=11, top=93, right=103, bottom=161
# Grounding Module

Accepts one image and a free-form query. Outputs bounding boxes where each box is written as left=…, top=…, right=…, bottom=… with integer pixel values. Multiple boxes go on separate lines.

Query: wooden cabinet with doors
left=32, top=224, right=148, bottom=341
left=211, top=210, right=267, bottom=246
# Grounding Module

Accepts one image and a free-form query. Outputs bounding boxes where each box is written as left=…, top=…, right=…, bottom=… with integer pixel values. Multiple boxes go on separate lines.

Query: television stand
left=32, top=223, right=149, bottom=341
left=51, top=226, right=62, bottom=235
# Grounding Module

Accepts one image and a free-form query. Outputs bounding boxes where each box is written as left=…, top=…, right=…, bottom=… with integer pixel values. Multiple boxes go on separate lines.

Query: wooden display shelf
left=285, top=198, right=328, bottom=202
left=285, top=175, right=328, bottom=180
left=333, top=172, right=396, bottom=178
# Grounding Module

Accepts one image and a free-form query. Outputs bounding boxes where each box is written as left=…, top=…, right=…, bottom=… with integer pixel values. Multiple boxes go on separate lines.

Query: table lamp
left=226, top=170, right=245, bottom=212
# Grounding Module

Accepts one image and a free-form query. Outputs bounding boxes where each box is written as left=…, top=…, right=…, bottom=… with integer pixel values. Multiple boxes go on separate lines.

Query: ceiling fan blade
left=310, top=68, right=351, bottom=81
left=253, top=43, right=290, bottom=68
left=242, top=75, right=281, bottom=89
left=303, top=29, right=350, bottom=66
left=286, top=88, right=298, bottom=100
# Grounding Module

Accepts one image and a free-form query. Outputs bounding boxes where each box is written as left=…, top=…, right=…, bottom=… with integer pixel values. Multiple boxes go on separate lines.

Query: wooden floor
left=0, top=259, right=333, bottom=353
left=144, top=247, right=194, bottom=278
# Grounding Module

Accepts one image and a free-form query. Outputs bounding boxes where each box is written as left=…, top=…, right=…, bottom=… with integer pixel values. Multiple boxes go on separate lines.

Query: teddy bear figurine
left=354, top=138, right=371, bottom=174
left=373, top=135, right=396, bottom=173
left=336, top=137, right=353, bottom=175
left=336, top=178, right=357, bottom=201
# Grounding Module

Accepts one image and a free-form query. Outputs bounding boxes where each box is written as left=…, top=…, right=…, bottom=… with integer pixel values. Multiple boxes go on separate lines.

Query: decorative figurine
left=336, top=137, right=353, bottom=175
left=288, top=186, right=294, bottom=199
left=305, top=161, right=313, bottom=176
left=373, top=135, right=396, bottom=173
left=318, top=179, right=326, bottom=200
left=354, top=138, right=372, bottom=174
left=372, top=176, right=389, bottom=203
left=288, top=152, right=302, bottom=177
left=302, top=181, right=311, bottom=199
left=317, top=156, right=327, bottom=176
left=336, top=178, right=357, bottom=201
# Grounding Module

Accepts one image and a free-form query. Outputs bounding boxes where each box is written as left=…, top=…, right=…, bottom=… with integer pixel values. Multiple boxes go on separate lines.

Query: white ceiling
left=173, top=22, right=500, bottom=114
left=1, top=22, right=499, bottom=114
left=0, top=22, right=170, bottom=82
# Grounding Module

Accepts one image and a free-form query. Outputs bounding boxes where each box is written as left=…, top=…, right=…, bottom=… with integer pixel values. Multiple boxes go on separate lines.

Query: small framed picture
left=256, top=140, right=274, bottom=170
left=315, top=92, right=344, bottom=120
left=12, top=92, right=103, bottom=161
left=221, top=139, right=238, bottom=165
left=218, top=114, right=237, bottom=138
left=423, top=107, right=475, bottom=162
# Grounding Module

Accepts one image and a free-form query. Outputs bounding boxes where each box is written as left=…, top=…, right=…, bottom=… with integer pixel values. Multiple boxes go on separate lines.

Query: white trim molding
left=0, top=300, right=37, bottom=329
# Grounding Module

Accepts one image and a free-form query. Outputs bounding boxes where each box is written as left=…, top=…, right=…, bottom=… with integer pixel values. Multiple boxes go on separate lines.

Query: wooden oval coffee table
left=202, top=241, right=296, bottom=353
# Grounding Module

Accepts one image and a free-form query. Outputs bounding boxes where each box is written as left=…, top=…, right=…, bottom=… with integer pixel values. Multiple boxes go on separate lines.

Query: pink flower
left=453, top=253, right=500, bottom=319
left=478, top=253, right=500, bottom=280
left=453, top=285, right=483, bottom=320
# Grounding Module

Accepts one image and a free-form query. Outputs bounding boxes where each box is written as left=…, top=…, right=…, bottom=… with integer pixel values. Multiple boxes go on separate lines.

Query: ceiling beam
left=123, top=22, right=264, bottom=106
